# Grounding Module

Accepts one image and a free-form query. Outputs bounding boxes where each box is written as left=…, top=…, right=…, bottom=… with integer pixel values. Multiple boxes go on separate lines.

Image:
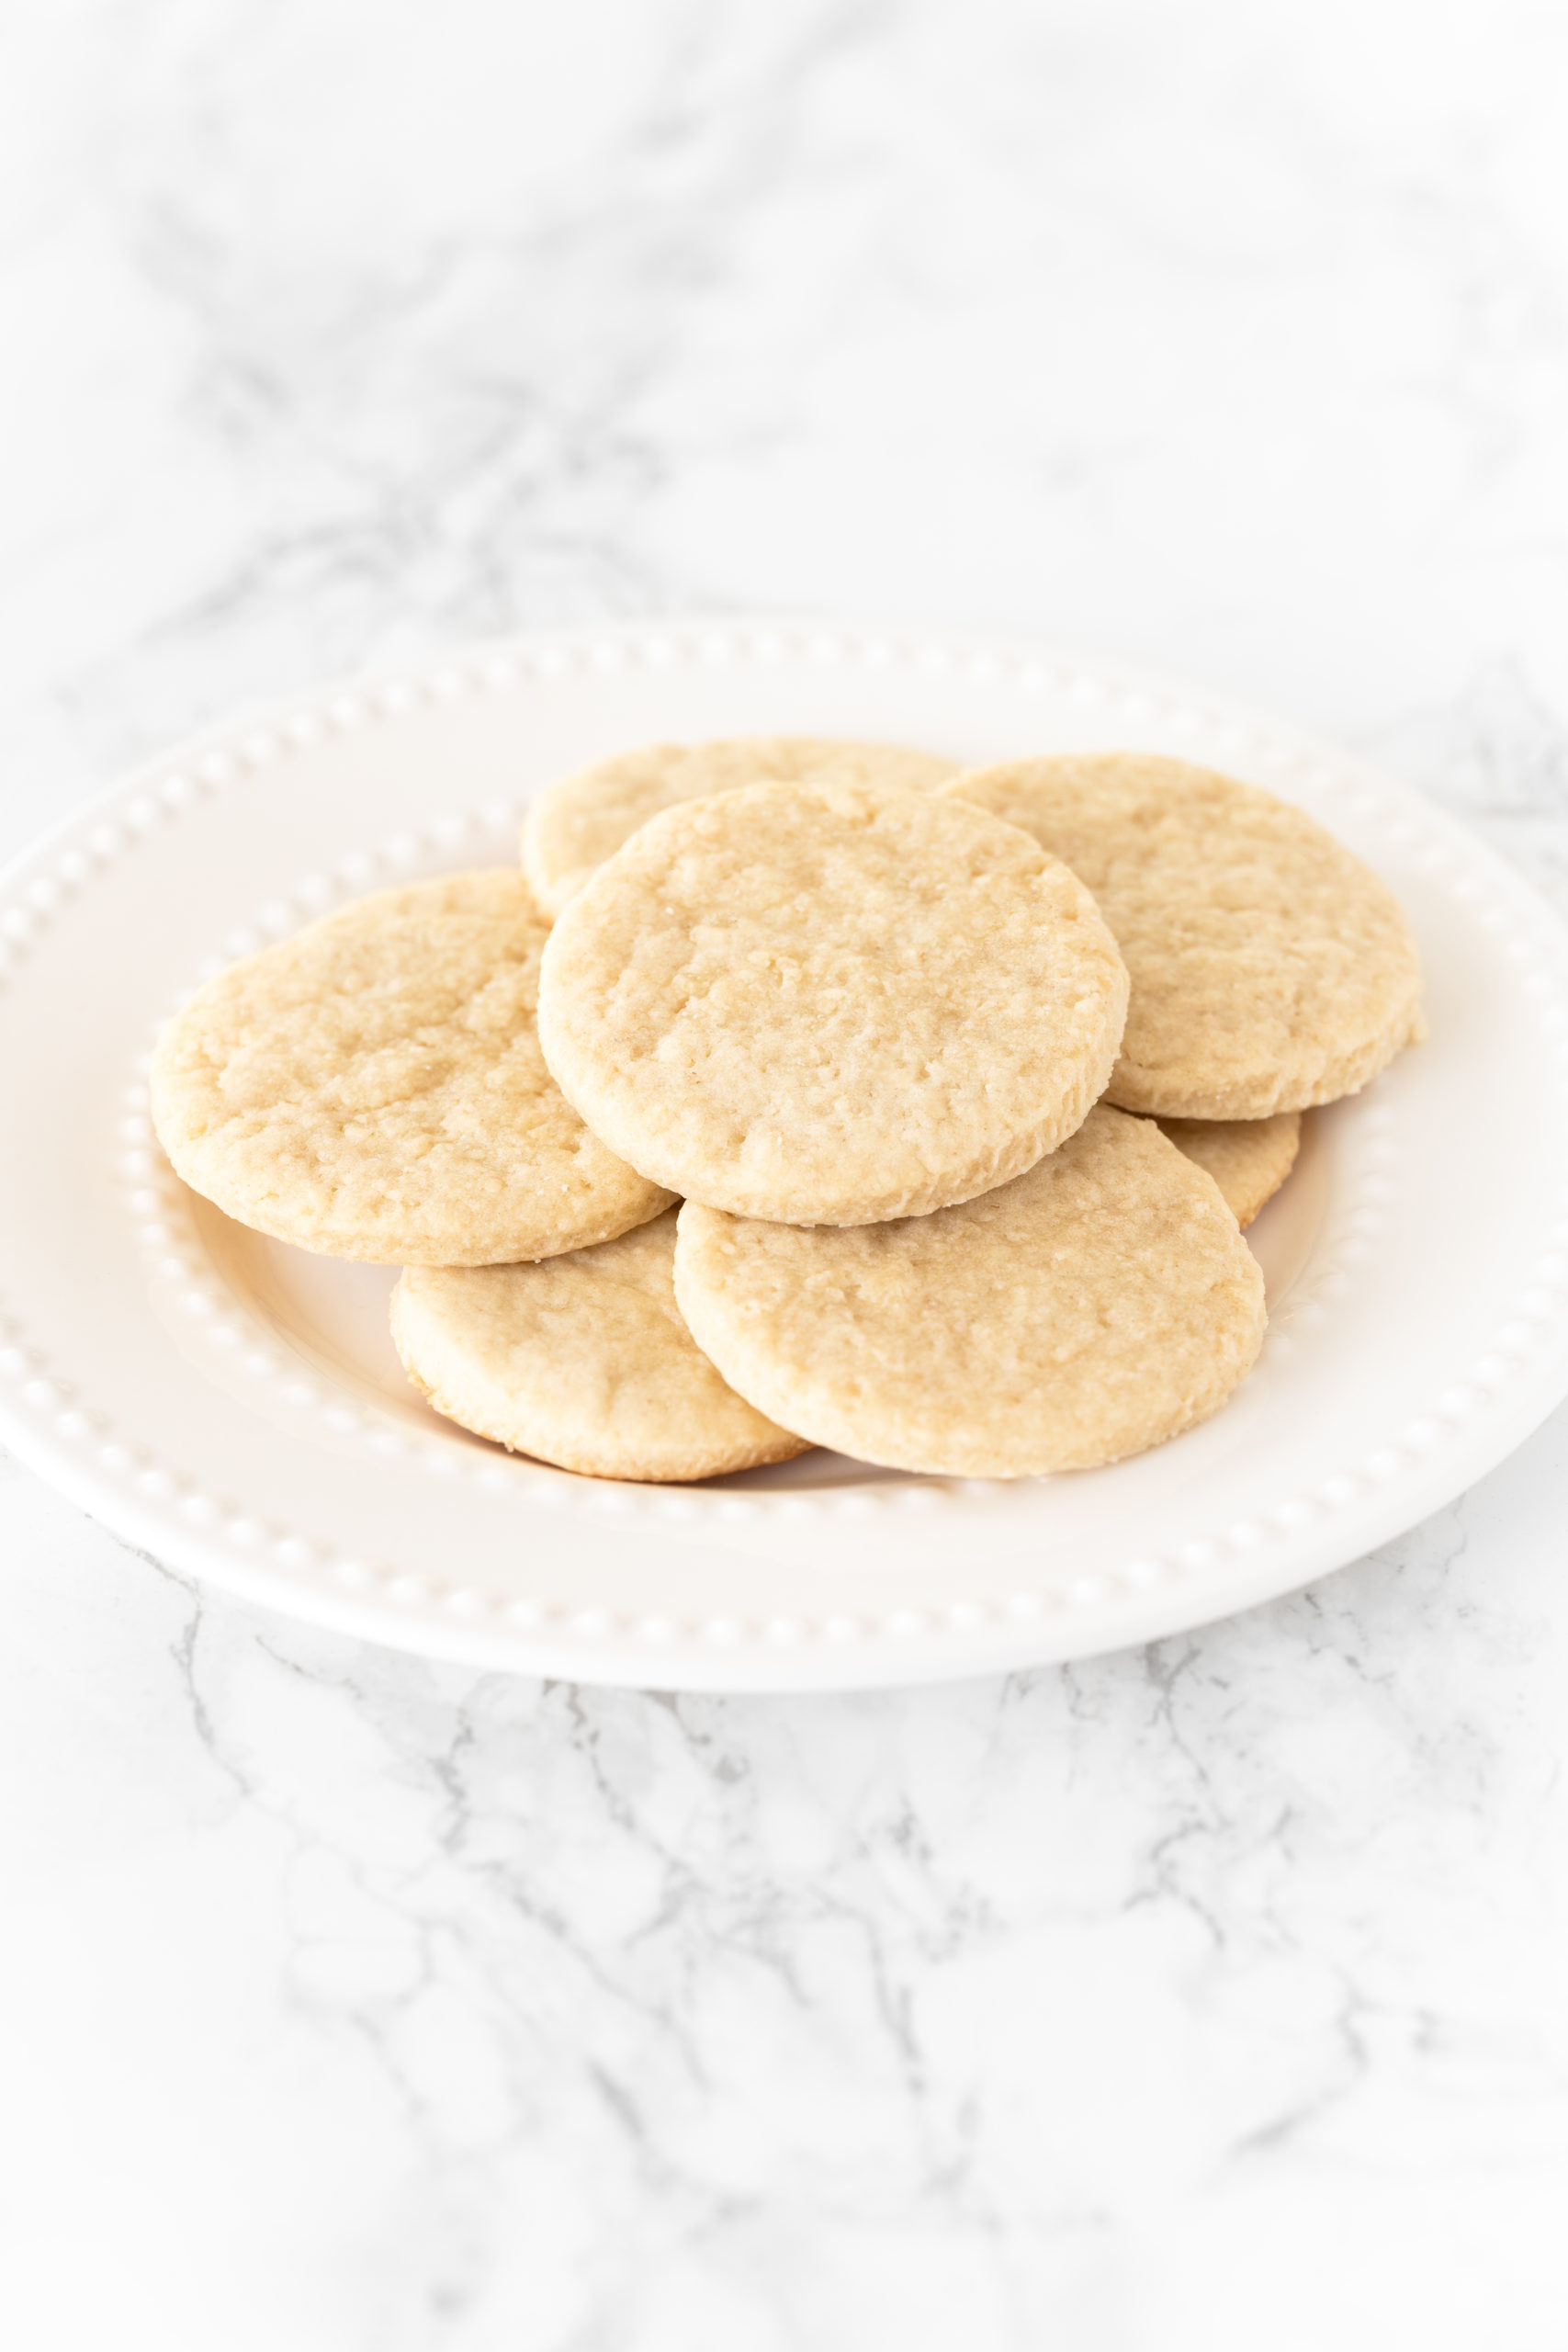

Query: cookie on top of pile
left=152, top=733, right=1422, bottom=1484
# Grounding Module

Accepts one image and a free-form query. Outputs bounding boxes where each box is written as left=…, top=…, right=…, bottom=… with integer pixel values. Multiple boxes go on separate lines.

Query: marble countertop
left=6, top=4, right=1568, bottom=2346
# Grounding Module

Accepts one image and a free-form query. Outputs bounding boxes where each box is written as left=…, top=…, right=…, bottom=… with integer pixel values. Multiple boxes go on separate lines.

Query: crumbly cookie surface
left=942, top=754, right=1423, bottom=1118
left=151, top=870, right=672, bottom=1264
left=522, top=735, right=957, bottom=917
left=390, top=1210, right=807, bottom=1482
left=1158, top=1111, right=1302, bottom=1227
left=536, top=776, right=1130, bottom=1226
left=673, top=1105, right=1267, bottom=1477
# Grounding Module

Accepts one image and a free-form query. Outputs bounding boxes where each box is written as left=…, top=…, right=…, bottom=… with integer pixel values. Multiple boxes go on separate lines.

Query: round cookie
left=152, top=871, right=673, bottom=1265
left=536, top=775, right=1130, bottom=1226
left=673, top=1104, right=1267, bottom=1478
left=1158, top=1111, right=1302, bottom=1228
left=940, top=754, right=1423, bottom=1119
left=522, top=735, right=956, bottom=916
left=391, top=1209, right=807, bottom=1482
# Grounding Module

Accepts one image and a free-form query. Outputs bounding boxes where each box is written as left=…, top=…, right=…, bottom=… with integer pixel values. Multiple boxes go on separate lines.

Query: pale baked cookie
left=522, top=736, right=956, bottom=916
left=941, top=754, right=1423, bottom=1118
left=152, top=871, right=672, bottom=1265
left=536, top=775, right=1130, bottom=1226
left=390, top=1209, right=807, bottom=1482
left=672, top=1105, right=1267, bottom=1477
left=1158, top=1111, right=1302, bottom=1228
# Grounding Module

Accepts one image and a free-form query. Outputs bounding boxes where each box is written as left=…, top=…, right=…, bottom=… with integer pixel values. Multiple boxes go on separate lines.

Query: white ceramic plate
left=3, top=621, right=1567, bottom=1690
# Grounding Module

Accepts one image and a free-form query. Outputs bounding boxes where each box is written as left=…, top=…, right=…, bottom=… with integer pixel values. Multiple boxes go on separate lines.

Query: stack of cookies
left=151, top=738, right=1423, bottom=1483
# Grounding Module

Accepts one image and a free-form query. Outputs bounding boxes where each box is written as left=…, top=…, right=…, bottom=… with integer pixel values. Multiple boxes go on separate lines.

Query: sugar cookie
left=391, top=1209, right=807, bottom=1481
left=673, top=1104, right=1267, bottom=1476
left=941, top=754, right=1422, bottom=1118
left=522, top=735, right=956, bottom=916
left=152, top=871, right=672, bottom=1264
left=1158, top=1111, right=1301, bottom=1227
left=536, top=775, right=1129, bottom=1226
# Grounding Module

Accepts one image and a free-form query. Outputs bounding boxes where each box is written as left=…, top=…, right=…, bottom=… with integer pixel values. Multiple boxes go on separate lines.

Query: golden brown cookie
left=673, top=1104, right=1267, bottom=1476
left=536, top=775, right=1129, bottom=1226
left=522, top=736, right=957, bottom=916
left=941, top=753, right=1423, bottom=1118
left=151, top=871, right=672, bottom=1264
left=390, top=1209, right=807, bottom=1481
left=1158, top=1111, right=1302, bottom=1227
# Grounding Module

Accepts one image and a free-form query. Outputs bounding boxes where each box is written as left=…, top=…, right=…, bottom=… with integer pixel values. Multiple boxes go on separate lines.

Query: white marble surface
left=6, top=3, right=1568, bottom=2345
